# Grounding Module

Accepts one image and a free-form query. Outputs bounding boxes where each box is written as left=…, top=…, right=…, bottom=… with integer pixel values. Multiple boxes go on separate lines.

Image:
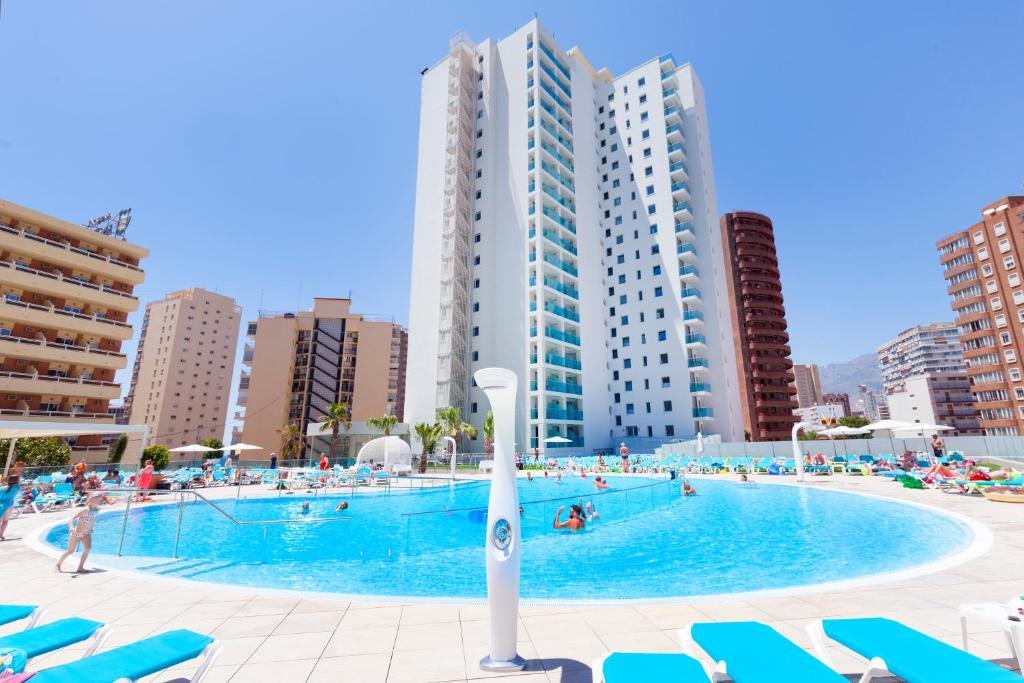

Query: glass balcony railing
left=540, top=141, right=574, bottom=173
left=545, top=327, right=581, bottom=346
left=539, top=277, right=579, bottom=299
left=540, top=42, right=571, bottom=81
left=677, top=243, right=696, bottom=256
left=693, top=407, right=715, bottom=418
left=543, top=252, right=578, bottom=277
left=666, top=124, right=683, bottom=136
left=671, top=182, right=689, bottom=193
left=688, top=357, right=710, bottom=369
left=541, top=161, right=576, bottom=194
left=669, top=161, right=688, bottom=175
left=545, top=353, right=582, bottom=370
left=661, top=70, right=674, bottom=81
left=540, top=101, right=573, bottom=134
left=530, top=408, right=539, bottom=419
left=664, top=106, right=680, bottom=118
left=673, top=202, right=691, bottom=213
left=539, top=118, right=573, bottom=152
left=544, top=301, right=579, bottom=322
left=546, top=380, right=583, bottom=395
left=541, top=206, right=577, bottom=233
left=679, top=265, right=699, bottom=278
left=683, top=310, right=704, bottom=323
left=685, top=333, right=707, bottom=345
left=540, top=82, right=571, bottom=115
left=663, top=87, right=677, bottom=97
left=681, top=287, right=702, bottom=299
left=542, top=184, right=576, bottom=214
left=542, top=228, right=577, bottom=255
left=667, top=144, right=685, bottom=155
left=538, top=61, right=571, bottom=98
left=545, top=436, right=584, bottom=449
left=690, top=383, right=711, bottom=393
left=546, top=407, right=583, bottom=421
left=530, top=380, right=538, bottom=391
left=675, top=223, right=694, bottom=236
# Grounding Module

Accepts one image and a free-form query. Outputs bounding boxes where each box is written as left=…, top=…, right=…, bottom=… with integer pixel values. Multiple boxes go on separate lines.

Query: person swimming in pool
left=682, top=481, right=696, bottom=495
left=553, top=504, right=585, bottom=531
left=584, top=500, right=599, bottom=520
left=301, top=502, right=311, bottom=515
left=334, top=501, right=349, bottom=511
left=594, top=476, right=610, bottom=490
left=526, top=471, right=533, bottom=481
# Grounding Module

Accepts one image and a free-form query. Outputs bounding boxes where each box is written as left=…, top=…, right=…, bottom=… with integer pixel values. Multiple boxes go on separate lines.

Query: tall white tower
left=406, top=19, right=744, bottom=454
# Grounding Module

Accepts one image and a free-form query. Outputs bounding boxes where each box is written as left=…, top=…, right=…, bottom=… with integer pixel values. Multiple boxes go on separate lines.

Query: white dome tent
left=355, top=435, right=412, bottom=475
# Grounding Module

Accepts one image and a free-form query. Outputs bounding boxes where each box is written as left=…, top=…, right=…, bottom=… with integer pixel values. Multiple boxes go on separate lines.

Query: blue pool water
left=45, top=476, right=973, bottom=600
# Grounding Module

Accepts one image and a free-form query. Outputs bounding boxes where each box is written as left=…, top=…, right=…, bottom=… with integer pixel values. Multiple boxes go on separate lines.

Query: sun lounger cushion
left=0, top=606, right=37, bottom=627
left=692, top=621, right=848, bottom=682
left=31, top=629, right=214, bottom=683
left=823, top=617, right=1021, bottom=683
left=602, top=652, right=708, bottom=682
left=0, top=647, right=27, bottom=676
left=0, top=618, right=102, bottom=658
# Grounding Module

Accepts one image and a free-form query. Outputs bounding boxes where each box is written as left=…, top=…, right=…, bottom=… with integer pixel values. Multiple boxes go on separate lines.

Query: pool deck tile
left=2, top=473, right=1021, bottom=681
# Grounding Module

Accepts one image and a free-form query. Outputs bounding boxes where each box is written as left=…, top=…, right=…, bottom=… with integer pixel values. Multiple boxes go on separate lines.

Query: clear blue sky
left=2, top=1, right=1023, bottom=436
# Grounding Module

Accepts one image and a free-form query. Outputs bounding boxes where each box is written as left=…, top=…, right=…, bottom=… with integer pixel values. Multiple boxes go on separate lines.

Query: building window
left=1005, top=256, right=1016, bottom=270
left=1000, top=332, right=1012, bottom=345
left=1012, top=368, right=1022, bottom=381
left=982, top=263, right=994, bottom=276
left=657, top=330, right=667, bottom=341
left=661, top=376, right=670, bottom=388
left=472, top=326, right=479, bottom=336
left=659, top=353, right=669, bottom=364
left=1015, top=387, right=1024, bottom=400
left=999, top=238, right=1012, bottom=253
left=474, top=278, right=480, bottom=288
left=624, top=381, right=633, bottom=391
left=996, top=314, right=1008, bottom=328
left=663, top=400, right=672, bottom=411
left=992, top=297, right=1003, bottom=310
left=978, top=247, right=989, bottom=260
left=1010, top=274, right=1021, bottom=287
left=1006, top=349, right=1018, bottom=364
left=994, top=221, right=1007, bottom=236
left=654, top=286, right=663, bottom=297
left=974, top=231, right=985, bottom=244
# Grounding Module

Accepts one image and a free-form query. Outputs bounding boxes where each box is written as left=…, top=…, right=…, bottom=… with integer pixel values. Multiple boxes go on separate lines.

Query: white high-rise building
left=877, top=322, right=966, bottom=395
left=406, top=20, right=743, bottom=454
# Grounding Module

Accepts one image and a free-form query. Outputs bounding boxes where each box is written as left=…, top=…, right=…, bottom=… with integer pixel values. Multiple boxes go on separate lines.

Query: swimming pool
left=44, top=476, right=975, bottom=601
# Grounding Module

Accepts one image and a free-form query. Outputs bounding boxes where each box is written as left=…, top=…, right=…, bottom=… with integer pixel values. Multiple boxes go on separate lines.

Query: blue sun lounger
left=809, top=617, right=1023, bottom=683
left=0, top=617, right=108, bottom=660
left=592, top=650, right=711, bottom=682
left=0, top=605, right=44, bottom=629
left=687, top=621, right=848, bottom=682
left=29, top=628, right=220, bottom=683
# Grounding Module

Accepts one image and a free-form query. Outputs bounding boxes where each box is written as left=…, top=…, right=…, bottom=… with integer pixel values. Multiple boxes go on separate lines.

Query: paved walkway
left=1, top=474, right=1022, bottom=682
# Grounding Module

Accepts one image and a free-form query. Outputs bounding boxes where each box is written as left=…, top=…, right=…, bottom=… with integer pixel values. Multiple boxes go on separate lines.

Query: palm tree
left=318, top=402, right=350, bottom=459
left=414, top=422, right=442, bottom=474
left=483, top=410, right=495, bottom=455
left=278, top=423, right=303, bottom=462
left=436, top=406, right=478, bottom=459
left=366, top=414, right=398, bottom=437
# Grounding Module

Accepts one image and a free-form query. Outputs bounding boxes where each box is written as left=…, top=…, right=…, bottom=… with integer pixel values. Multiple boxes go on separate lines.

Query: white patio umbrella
left=220, top=443, right=263, bottom=453
left=863, top=419, right=918, bottom=456
left=819, top=426, right=871, bottom=437
left=544, top=436, right=572, bottom=443
left=168, top=444, right=215, bottom=453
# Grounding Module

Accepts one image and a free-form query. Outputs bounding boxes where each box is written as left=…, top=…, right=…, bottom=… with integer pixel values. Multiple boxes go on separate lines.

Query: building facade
left=886, top=373, right=981, bottom=435
left=821, top=392, right=850, bottom=417
left=125, top=288, right=241, bottom=449
left=856, top=383, right=881, bottom=422
left=877, top=322, right=966, bottom=395
left=239, top=298, right=407, bottom=458
left=718, top=211, right=798, bottom=441
left=0, top=200, right=148, bottom=461
left=796, top=403, right=844, bottom=430
left=791, top=363, right=824, bottom=410
left=937, top=196, right=1024, bottom=435
left=406, top=20, right=744, bottom=455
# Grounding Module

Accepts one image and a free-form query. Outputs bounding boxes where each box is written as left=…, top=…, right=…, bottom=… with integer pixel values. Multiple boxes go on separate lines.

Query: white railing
left=0, top=370, right=119, bottom=388
left=0, top=297, right=131, bottom=329
left=0, top=259, right=137, bottom=302
left=0, top=333, right=126, bottom=358
left=0, top=222, right=141, bottom=272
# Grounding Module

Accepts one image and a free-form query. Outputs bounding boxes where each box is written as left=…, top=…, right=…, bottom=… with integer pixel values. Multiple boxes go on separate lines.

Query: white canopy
left=544, top=436, right=572, bottom=443
left=220, top=443, right=263, bottom=452
left=355, top=435, right=411, bottom=471
left=819, top=425, right=871, bottom=437
left=169, top=444, right=214, bottom=453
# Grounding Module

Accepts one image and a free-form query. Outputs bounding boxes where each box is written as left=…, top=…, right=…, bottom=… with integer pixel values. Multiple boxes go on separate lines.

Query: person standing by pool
left=319, top=452, right=329, bottom=471
left=55, top=494, right=101, bottom=573
left=553, top=504, right=586, bottom=531
left=135, top=459, right=155, bottom=501
left=0, top=477, right=20, bottom=540
left=619, top=443, right=630, bottom=473
left=270, top=452, right=278, bottom=469
left=931, top=435, right=945, bottom=461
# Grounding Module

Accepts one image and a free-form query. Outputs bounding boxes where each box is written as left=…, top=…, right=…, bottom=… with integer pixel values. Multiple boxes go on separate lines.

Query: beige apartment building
left=791, top=363, right=824, bottom=410
left=125, top=288, right=241, bottom=450
left=239, top=298, right=407, bottom=459
left=938, top=195, right=1024, bottom=435
left=0, top=199, right=148, bottom=461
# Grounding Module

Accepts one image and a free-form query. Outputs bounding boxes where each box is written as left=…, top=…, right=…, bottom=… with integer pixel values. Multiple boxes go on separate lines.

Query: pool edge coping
left=22, top=476, right=994, bottom=607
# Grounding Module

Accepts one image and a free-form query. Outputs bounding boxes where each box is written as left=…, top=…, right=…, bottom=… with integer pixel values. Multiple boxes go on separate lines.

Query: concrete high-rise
left=821, top=392, right=851, bottom=417
left=937, top=196, right=1024, bottom=435
left=406, top=20, right=744, bottom=454
left=877, top=322, right=966, bottom=395
left=718, top=211, right=798, bottom=441
left=791, top=364, right=824, bottom=410
left=886, top=373, right=981, bottom=435
left=0, top=200, right=148, bottom=462
left=239, top=298, right=407, bottom=458
left=125, top=288, right=241, bottom=449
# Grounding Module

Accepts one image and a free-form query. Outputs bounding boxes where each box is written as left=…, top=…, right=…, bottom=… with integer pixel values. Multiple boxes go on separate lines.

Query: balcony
left=677, top=243, right=697, bottom=262
left=539, top=101, right=573, bottom=136
left=535, top=276, right=579, bottom=300
left=0, top=334, right=127, bottom=370
left=664, top=106, right=682, bottom=124
left=688, top=357, right=710, bottom=371
left=690, top=382, right=711, bottom=395
left=668, top=160, right=689, bottom=178
left=693, top=407, right=715, bottom=419
left=542, top=252, right=578, bottom=277
left=544, top=436, right=585, bottom=449
left=531, top=227, right=577, bottom=255
left=546, top=407, right=583, bottom=421
left=540, top=82, right=571, bottom=116
left=539, top=118, right=573, bottom=153
left=539, top=42, right=571, bottom=81
left=685, top=333, right=707, bottom=348
left=672, top=202, right=693, bottom=221
left=538, top=60, right=571, bottom=98
left=544, top=353, right=582, bottom=370
left=675, top=223, right=695, bottom=240
left=541, top=184, right=576, bottom=214
left=0, top=298, right=133, bottom=340
left=0, top=223, right=144, bottom=284
left=0, top=370, right=120, bottom=400
left=0, top=259, right=139, bottom=312
left=679, top=265, right=699, bottom=282
left=543, top=301, right=579, bottom=322
left=545, top=380, right=582, bottom=395
left=540, top=141, right=574, bottom=174
left=544, top=326, right=581, bottom=346
left=539, top=161, right=576, bottom=195
left=670, top=182, right=690, bottom=202
left=0, top=408, right=114, bottom=422
left=683, top=310, right=704, bottom=324
left=680, top=287, right=701, bottom=302
left=667, top=143, right=685, bottom=162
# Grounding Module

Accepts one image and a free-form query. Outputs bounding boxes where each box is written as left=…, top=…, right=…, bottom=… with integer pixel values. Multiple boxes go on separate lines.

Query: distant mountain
left=817, top=353, right=883, bottom=398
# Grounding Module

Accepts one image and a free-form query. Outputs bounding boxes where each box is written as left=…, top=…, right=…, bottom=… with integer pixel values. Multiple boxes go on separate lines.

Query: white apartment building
left=406, top=20, right=743, bottom=454
left=877, top=322, right=966, bottom=395
left=797, top=403, right=845, bottom=429
left=886, top=373, right=981, bottom=435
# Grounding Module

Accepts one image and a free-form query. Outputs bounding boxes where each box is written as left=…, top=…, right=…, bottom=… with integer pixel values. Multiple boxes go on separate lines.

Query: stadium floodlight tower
left=473, top=367, right=524, bottom=672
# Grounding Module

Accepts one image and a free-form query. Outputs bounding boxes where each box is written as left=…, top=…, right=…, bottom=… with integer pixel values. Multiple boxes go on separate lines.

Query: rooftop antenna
left=83, top=208, right=132, bottom=239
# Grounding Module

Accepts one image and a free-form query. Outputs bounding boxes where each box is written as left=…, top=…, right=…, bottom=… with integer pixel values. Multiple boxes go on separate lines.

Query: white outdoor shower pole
left=791, top=421, right=810, bottom=483
left=442, top=436, right=457, bottom=481
left=474, top=367, right=525, bottom=672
